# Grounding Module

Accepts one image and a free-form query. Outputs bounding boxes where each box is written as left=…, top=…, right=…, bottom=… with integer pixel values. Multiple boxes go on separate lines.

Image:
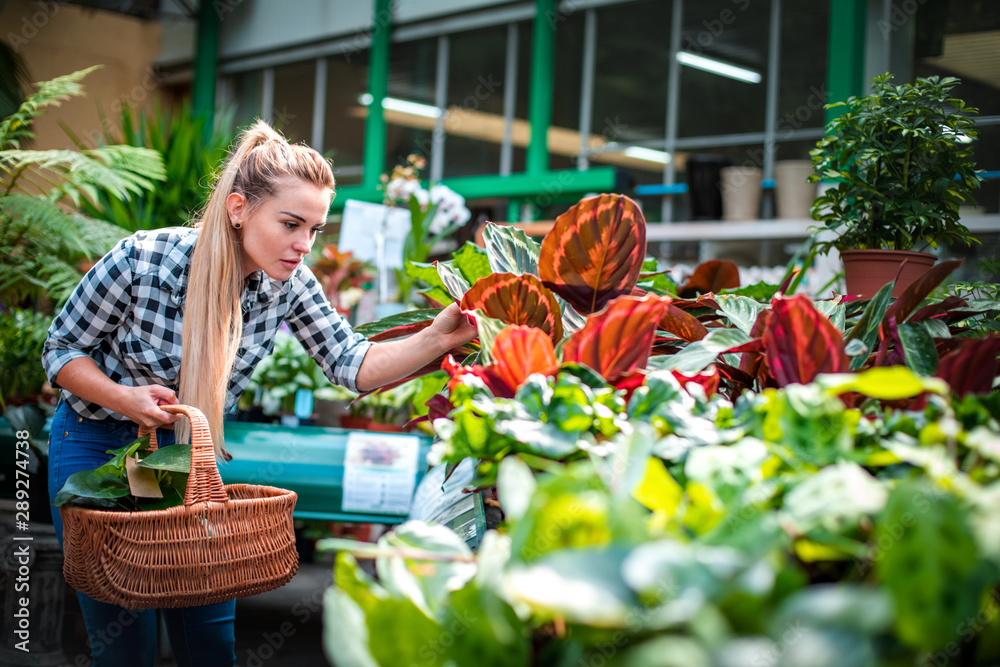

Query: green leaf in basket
left=54, top=469, right=130, bottom=504
left=106, top=435, right=151, bottom=468
left=136, top=487, right=184, bottom=511
left=164, top=471, right=190, bottom=497
left=137, top=444, right=192, bottom=472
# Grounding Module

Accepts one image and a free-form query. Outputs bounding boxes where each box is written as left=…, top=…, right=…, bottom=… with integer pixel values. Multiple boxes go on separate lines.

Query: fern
left=0, top=68, right=162, bottom=312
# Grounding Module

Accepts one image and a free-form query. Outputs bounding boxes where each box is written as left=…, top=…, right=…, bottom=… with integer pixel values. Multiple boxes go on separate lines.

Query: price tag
left=126, top=456, right=163, bottom=498
left=341, top=432, right=420, bottom=515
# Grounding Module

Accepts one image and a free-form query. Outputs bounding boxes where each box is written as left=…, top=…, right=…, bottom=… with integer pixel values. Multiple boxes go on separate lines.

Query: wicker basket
left=60, top=404, right=299, bottom=609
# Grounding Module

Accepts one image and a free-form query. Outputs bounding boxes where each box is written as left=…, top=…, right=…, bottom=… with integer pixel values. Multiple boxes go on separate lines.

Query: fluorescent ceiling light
left=358, top=94, right=444, bottom=119
left=623, top=147, right=671, bottom=164
left=676, top=51, right=762, bottom=84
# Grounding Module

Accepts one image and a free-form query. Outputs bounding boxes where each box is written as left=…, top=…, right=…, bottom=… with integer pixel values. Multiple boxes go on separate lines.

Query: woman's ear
left=226, top=192, right=246, bottom=227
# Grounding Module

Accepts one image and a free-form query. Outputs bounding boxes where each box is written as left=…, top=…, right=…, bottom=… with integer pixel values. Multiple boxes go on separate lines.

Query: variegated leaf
left=460, top=272, right=564, bottom=342
left=467, top=308, right=508, bottom=366
left=562, top=294, right=672, bottom=383
left=658, top=304, right=709, bottom=342
left=437, top=261, right=473, bottom=302
left=538, top=194, right=646, bottom=314
left=483, top=222, right=540, bottom=276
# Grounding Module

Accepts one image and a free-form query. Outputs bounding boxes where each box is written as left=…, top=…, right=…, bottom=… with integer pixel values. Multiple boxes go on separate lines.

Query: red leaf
left=441, top=355, right=513, bottom=398
left=490, top=326, right=559, bottom=392
left=738, top=310, right=770, bottom=382
left=762, top=294, right=848, bottom=387
left=909, top=295, right=970, bottom=324
left=659, top=304, right=709, bottom=342
left=424, top=394, right=454, bottom=422
left=369, top=320, right=433, bottom=342
left=538, top=194, right=646, bottom=314
left=563, top=294, right=673, bottom=383
left=672, top=366, right=721, bottom=397
left=419, top=291, right=446, bottom=308
left=881, top=259, right=962, bottom=339
left=936, top=335, right=1000, bottom=397
left=678, top=260, right=740, bottom=299
left=461, top=273, right=563, bottom=342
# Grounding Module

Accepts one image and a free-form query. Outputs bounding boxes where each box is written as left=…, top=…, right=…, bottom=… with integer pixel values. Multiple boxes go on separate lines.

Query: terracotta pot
left=338, top=415, right=373, bottom=430
left=840, top=249, right=936, bottom=299
left=337, top=416, right=406, bottom=432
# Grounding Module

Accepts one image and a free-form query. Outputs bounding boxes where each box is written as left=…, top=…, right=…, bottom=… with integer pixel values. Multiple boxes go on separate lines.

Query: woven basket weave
left=60, top=404, right=299, bottom=609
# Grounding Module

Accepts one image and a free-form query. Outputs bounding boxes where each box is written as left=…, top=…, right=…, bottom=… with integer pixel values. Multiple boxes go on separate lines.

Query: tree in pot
left=809, top=73, right=981, bottom=298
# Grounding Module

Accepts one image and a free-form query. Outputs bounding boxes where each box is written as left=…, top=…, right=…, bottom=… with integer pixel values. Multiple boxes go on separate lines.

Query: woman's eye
left=283, top=222, right=297, bottom=231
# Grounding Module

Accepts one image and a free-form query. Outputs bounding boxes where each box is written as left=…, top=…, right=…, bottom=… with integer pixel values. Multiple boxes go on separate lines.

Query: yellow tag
left=126, top=455, right=163, bottom=498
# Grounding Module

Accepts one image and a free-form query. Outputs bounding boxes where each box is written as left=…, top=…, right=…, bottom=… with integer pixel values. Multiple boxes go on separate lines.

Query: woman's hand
left=55, top=357, right=181, bottom=430
left=427, top=302, right=478, bottom=353
left=114, top=385, right=181, bottom=431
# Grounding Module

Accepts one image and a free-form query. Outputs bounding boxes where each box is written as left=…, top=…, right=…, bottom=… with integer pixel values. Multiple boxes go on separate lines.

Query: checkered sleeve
left=283, top=267, right=372, bottom=393
left=42, top=235, right=134, bottom=389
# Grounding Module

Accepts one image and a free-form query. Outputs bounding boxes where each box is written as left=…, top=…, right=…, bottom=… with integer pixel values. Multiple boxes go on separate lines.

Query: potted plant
left=809, top=73, right=982, bottom=298
left=379, top=154, right=472, bottom=306
left=240, top=329, right=341, bottom=425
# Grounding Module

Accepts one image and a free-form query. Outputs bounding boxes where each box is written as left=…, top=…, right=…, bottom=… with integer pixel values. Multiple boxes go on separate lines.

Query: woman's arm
left=54, top=357, right=180, bottom=430
left=354, top=303, right=477, bottom=392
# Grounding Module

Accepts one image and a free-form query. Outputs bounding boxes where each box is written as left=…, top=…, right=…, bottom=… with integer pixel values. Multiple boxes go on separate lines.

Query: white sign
left=341, top=431, right=421, bottom=515
left=338, top=199, right=411, bottom=270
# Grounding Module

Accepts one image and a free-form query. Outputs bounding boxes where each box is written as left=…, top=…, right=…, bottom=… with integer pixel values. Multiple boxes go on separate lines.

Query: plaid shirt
left=43, top=227, right=371, bottom=421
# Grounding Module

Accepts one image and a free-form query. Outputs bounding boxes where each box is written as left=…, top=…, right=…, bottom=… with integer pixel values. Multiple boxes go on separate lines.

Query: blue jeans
left=48, top=401, right=236, bottom=667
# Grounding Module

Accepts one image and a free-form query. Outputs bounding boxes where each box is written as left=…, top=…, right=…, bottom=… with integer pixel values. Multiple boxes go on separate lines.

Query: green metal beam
left=527, top=0, right=556, bottom=175
left=332, top=167, right=617, bottom=210
left=825, top=0, right=867, bottom=126
left=363, top=0, right=392, bottom=188
left=191, top=0, right=220, bottom=129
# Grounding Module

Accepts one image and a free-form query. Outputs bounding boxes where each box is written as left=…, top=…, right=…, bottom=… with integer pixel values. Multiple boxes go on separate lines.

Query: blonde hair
left=178, top=120, right=335, bottom=458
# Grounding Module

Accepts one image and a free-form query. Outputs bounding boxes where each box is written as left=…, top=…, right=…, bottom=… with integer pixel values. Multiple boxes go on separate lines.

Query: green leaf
left=506, top=548, right=636, bottom=626
left=452, top=242, right=493, bottom=285
left=482, top=223, right=540, bottom=276
left=323, top=587, right=379, bottom=667
left=55, top=469, right=130, bottom=502
left=896, top=322, right=938, bottom=375
left=876, top=481, right=984, bottom=652
left=844, top=281, right=894, bottom=370
left=445, top=584, right=531, bottom=667
left=376, top=521, right=477, bottom=617
left=497, top=456, right=536, bottom=522
left=715, top=294, right=766, bottom=336
left=648, top=328, right=750, bottom=373
left=136, top=444, right=191, bottom=472
left=819, top=367, right=949, bottom=399
left=783, top=462, right=887, bottom=533
left=438, top=261, right=472, bottom=302
left=771, top=584, right=894, bottom=636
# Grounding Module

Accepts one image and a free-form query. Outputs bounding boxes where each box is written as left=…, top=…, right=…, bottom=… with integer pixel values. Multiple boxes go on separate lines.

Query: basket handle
left=138, top=405, right=228, bottom=506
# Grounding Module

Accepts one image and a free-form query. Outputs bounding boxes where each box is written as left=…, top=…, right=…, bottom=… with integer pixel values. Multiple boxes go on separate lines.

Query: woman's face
left=228, top=177, right=332, bottom=281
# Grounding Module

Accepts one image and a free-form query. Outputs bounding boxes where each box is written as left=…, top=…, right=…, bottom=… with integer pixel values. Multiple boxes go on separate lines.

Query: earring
left=233, top=222, right=242, bottom=229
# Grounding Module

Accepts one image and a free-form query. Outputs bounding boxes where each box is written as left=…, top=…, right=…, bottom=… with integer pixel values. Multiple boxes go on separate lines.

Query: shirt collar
left=157, top=228, right=199, bottom=307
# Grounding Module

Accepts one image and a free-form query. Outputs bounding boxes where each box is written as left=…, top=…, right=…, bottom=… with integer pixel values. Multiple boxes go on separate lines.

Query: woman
left=43, top=121, right=476, bottom=667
